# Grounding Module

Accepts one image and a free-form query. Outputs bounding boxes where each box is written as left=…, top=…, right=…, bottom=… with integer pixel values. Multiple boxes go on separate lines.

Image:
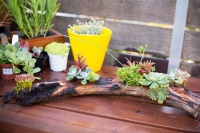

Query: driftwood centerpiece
left=2, top=78, right=200, bottom=118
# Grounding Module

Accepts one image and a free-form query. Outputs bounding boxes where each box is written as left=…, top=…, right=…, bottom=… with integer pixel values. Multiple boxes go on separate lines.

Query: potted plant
left=2, top=0, right=64, bottom=48
left=0, top=43, right=40, bottom=80
left=31, top=46, right=48, bottom=72
left=67, top=18, right=112, bottom=72
left=45, top=42, right=70, bottom=72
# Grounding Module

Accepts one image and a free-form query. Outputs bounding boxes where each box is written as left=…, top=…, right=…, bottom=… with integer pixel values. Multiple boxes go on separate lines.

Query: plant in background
left=139, top=72, right=170, bottom=104
left=32, top=46, right=43, bottom=57
left=0, top=0, right=11, bottom=27
left=3, top=0, right=60, bottom=38
left=168, top=69, right=191, bottom=87
left=19, top=39, right=29, bottom=50
left=137, top=44, right=148, bottom=62
left=14, top=74, right=35, bottom=94
left=66, top=54, right=100, bottom=85
left=68, top=18, right=105, bottom=35
left=45, top=42, right=70, bottom=56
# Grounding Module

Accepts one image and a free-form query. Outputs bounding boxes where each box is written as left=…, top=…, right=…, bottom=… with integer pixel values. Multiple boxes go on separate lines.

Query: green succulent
left=139, top=72, right=170, bottom=104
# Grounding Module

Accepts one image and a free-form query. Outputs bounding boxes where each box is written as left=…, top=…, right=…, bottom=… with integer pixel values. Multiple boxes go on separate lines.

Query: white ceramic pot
left=48, top=52, right=69, bottom=72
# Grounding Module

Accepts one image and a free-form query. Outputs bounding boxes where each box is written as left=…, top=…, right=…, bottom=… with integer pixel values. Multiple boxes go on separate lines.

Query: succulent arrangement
left=45, top=42, right=70, bottom=56
left=68, top=18, right=105, bottom=35
left=66, top=54, right=100, bottom=85
left=3, top=0, right=60, bottom=38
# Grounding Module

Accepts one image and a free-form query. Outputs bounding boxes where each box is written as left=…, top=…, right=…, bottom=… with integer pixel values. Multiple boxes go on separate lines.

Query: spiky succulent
left=14, top=74, right=35, bottom=94
left=66, top=54, right=99, bottom=85
left=137, top=61, right=155, bottom=75
left=139, top=72, right=170, bottom=104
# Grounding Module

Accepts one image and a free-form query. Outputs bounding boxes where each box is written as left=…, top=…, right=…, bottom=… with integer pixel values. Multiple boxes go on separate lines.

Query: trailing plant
left=45, top=42, right=70, bottom=56
left=32, top=46, right=43, bottom=57
left=3, top=0, right=60, bottom=38
left=68, top=18, right=105, bottom=35
left=14, top=74, right=35, bottom=94
left=168, top=69, right=191, bottom=87
left=66, top=54, right=100, bottom=85
left=139, top=72, right=170, bottom=104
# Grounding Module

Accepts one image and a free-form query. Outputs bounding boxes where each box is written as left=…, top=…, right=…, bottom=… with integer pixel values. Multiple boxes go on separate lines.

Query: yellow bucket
left=68, top=26, right=112, bottom=72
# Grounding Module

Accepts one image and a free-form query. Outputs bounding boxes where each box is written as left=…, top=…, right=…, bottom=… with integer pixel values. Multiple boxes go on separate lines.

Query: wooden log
left=2, top=78, right=200, bottom=118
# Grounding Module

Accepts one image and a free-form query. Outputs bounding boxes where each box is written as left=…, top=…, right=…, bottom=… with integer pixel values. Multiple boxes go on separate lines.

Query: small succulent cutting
left=139, top=72, right=170, bottom=104
left=66, top=54, right=100, bottom=85
left=32, top=46, right=43, bottom=57
left=14, top=74, right=35, bottom=94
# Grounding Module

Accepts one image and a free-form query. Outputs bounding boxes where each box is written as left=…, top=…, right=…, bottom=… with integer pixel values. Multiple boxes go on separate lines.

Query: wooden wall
left=52, top=0, right=200, bottom=77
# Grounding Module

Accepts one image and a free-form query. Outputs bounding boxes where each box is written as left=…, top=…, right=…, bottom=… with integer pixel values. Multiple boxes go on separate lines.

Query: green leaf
left=12, top=65, right=21, bottom=74
left=81, top=79, right=87, bottom=85
left=139, top=79, right=152, bottom=86
left=150, top=82, right=159, bottom=89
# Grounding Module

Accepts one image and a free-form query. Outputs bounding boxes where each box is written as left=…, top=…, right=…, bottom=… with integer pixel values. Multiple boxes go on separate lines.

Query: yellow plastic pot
left=68, top=26, right=112, bottom=72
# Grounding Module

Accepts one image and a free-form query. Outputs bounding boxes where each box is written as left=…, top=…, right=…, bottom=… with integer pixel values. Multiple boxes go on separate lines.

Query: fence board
left=182, top=31, right=200, bottom=61
left=180, top=62, right=200, bottom=77
left=57, top=0, right=176, bottom=24
left=53, top=17, right=172, bottom=57
left=186, top=0, right=200, bottom=28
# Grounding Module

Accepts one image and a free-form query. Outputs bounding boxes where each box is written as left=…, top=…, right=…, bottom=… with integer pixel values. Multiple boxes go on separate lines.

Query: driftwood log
left=3, top=78, right=200, bottom=118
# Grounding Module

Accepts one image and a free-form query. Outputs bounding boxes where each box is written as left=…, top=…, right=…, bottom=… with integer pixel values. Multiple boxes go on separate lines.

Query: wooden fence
left=52, top=0, right=200, bottom=77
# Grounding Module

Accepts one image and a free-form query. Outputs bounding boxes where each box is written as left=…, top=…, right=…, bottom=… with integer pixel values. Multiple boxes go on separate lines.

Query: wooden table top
left=0, top=65, right=200, bottom=133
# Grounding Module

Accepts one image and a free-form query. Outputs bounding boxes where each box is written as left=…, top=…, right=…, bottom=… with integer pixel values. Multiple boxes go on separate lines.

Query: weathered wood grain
left=182, top=31, right=200, bottom=61
left=180, top=61, right=200, bottom=78
left=186, top=0, right=200, bottom=28
left=53, top=17, right=172, bottom=57
left=57, top=0, right=176, bottom=24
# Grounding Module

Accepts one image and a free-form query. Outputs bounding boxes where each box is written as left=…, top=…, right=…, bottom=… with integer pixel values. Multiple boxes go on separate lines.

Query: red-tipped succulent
left=123, top=60, right=136, bottom=67
left=74, top=54, right=88, bottom=70
left=137, top=61, right=155, bottom=75
left=19, top=39, right=30, bottom=50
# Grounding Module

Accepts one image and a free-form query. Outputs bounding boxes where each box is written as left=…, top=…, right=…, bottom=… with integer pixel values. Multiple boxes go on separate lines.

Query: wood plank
left=41, top=95, right=200, bottom=133
left=186, top=0, right=200, bottom=28
left=0, top=98, right=178, bottom=133
left=182, top=31, right=200, bottom=61
left=57, top=0, right=176, bottom=24
left=53, top=17, right=172, bottom=57
left=180, top=61, right=200, bottom=78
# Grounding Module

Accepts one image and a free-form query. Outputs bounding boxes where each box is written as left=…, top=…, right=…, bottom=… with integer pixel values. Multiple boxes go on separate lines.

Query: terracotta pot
left=10, top=29, right=65, bottom=49
left=0, top=64, right=16, bottom=80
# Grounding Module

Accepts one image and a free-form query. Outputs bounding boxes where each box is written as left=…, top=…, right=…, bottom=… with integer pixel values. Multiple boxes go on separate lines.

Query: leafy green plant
left=139, top=72, right=170, bottom=104
left=168, top=69, right=191, bottom=87
left=66, top=54, right=99, bottom=85
left=115, top=60, right=143, bottom=86
left=0, top=43, right=40, bottom=74
left=68, top=18, right=105, bottom=35
left=3, top=0, right=60, bottom=38
left=45, top=42, right=70, bottom=56
left=14, top=74, right=35, bottom=94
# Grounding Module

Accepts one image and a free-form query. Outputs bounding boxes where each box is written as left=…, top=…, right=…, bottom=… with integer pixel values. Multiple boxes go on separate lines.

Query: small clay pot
left=0, top=64, right=16, bottom=80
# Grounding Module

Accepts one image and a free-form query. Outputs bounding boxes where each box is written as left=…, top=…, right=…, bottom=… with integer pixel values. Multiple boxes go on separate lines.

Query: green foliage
left=66, top=54, right=99, bottom=85
left=66, top=67, right=99, bottom=85
left=69, top=18, right=105, bottom=35
left=0, top=43, right=40, bottom=74
left=14, top=74, right=35, bottom=94
left=168, top=69, right=191, bottom=87
left=45, top=42, right=70, bottom=56
left=0, top=0, right=11, bottom=27
left=4, top=0, right=60, bottom=38
left=139, top=72, right=170, bottom=104
left=115, top=62, right=143, bottom=86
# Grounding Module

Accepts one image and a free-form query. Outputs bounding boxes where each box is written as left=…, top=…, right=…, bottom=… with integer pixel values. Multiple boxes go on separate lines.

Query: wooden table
left=0, top=65, right=200, bottom=133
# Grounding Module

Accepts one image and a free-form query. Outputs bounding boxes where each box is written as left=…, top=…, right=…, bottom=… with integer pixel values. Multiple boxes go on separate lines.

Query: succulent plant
left=45, top=42, right=70, bottom=56
left=19, top=39, right=30, bottom=50
left=137, top=61, right=155, bottom=75
left=14, top=74, right=35, bottom=94
left=66, top=54, right=99, bottom=85
left=68, top=18, right=105, bottom=35
left=32, top=46, right=43, bottom=57
left=168, top=69, right=191, bottom=87
left=139, top=72, right=170, bottom=104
